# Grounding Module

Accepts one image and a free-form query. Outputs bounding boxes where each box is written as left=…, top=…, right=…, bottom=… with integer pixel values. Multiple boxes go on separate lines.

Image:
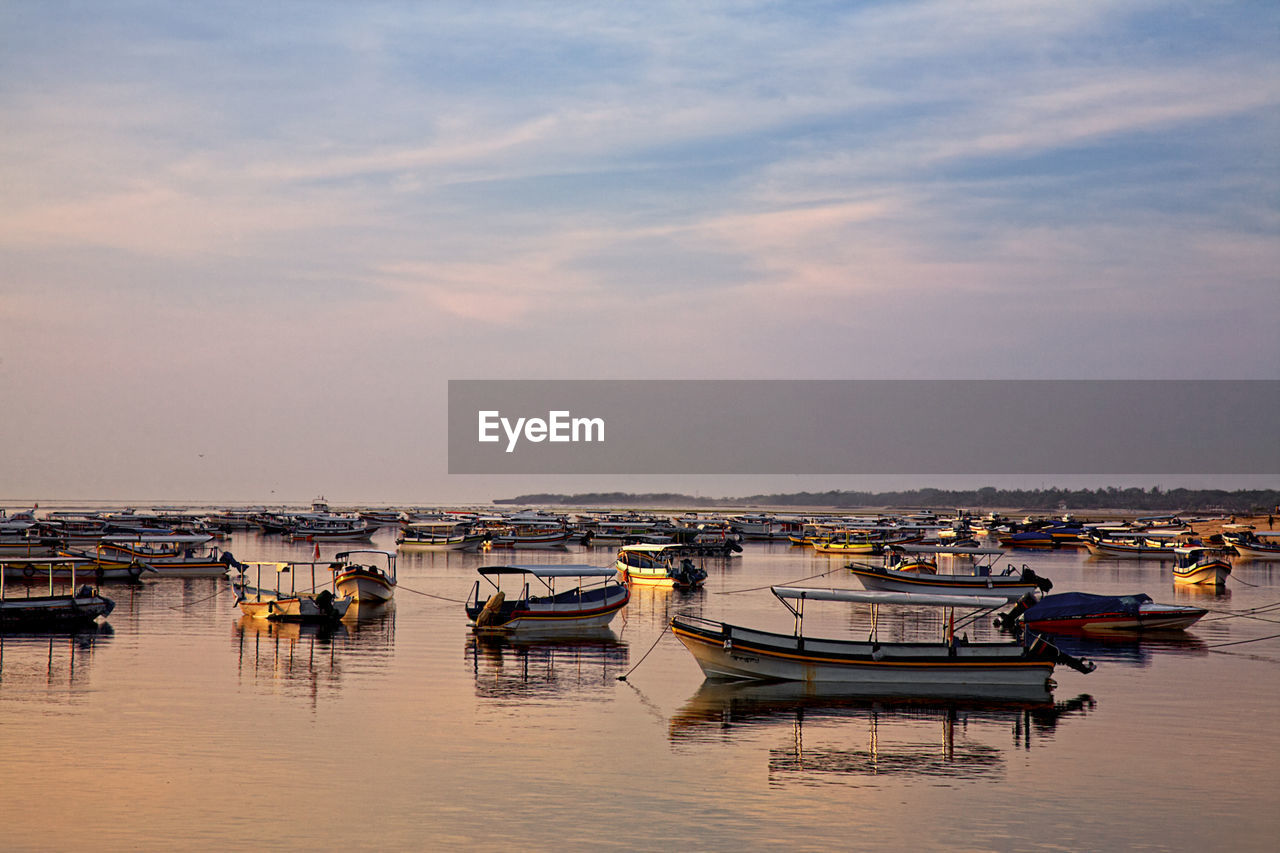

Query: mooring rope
left=717, top=562, right=847, bottom=595
left=395, top=583, right=467, bottom=604
left=1204, top=631, right=1280, bottom=650
left=165, top=585, right=225, bottom=610
left=616, top=621, right=670, bottom=682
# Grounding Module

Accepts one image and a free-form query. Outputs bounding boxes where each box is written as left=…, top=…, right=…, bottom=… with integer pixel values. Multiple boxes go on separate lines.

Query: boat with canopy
left=0, top=557, right=115, bottom=628
left=847, top=546, right=1052, bottom=600
left=466, top=564, right=629, bottom=632
left=671, top=587, right=1094, bottom=687
left=229, top=561, right=353, bottom=622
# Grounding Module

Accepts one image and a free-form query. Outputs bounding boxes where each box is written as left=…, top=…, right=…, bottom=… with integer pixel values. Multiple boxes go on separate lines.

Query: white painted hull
left=672, top=617, right=1056, bottom=688
left=1231, top=543, right=1280, bottom=560
left=333, top=570, right=395, bottom=603
left=1173, top=563, right=1230, bottom=586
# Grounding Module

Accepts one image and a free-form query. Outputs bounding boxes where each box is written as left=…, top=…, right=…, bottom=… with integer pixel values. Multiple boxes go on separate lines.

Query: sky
left=2, top=1, right=1277, bottom=505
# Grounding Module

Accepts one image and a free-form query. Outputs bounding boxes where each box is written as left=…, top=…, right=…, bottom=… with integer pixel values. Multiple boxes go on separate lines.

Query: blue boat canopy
left=1023, top=591, right=1152, bottom=622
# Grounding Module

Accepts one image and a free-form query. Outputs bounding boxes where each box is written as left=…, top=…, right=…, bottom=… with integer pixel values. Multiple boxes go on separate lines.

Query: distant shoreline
left=494, top=487, right=1280, bottom=515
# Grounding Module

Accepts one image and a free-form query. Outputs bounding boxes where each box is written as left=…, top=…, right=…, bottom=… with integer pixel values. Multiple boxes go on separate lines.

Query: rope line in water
left=616, top=622, right=670, bottom=682
left=1205, top=631, right=1280, bottom=650
left=718, top=562, right=846, bottom=595
left=396, top=583, right=467, bottom=604
left=165, top=586, right=225, bottom=610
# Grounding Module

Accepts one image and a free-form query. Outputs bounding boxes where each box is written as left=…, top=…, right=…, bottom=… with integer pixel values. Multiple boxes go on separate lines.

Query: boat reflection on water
left=0, top=623, right=113, bottom=699
left=467, top=629, right=629, bottom=700
left=669, top=680, right=1095, bottom=785
left=1026, top=630, right=1209, bottom=668
left=232, top=604, right=395, bottom=700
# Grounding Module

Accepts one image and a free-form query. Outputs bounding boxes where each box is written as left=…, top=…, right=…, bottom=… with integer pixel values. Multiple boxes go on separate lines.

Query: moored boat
left=997, top=591, right=1207, bottom=634
left=1172, top=546, right=1231, bottom=587
left=614, top=544, right=708, bottom=589
left=848, top=546, right=1052, bottom=600
left=229, top=561, right=353, bottom=622
left=88, top=535, right=237, bottom=579
left=0, top=558, right=115, bottom=628
left=396, top=521, right=486, bottom=551
left=1224, top=531, right=1280, bottom=560
left=671, top=587, right=1094, bottom=686
left=465, top=565, right=629, bottom=632
left=330, top=549, right=397, bottom=603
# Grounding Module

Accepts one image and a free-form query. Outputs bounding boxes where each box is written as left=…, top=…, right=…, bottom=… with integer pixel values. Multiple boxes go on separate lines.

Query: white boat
left=0, top=557, right=115, bottom=628
left=396, top=521, right=485, bottom=551
left=87, top=535, right=236, bottom=579
left=330, top=550, right=397, bottom=603
left=465, top=565, right=629, bottom=632
left=848, top=546, right=1052, bottom=601
left=670, top=587, right=1095, bottom=687
left=1172, top=546, right=1231, bottom=587
left=614, top=544, right=707, bottom=589
left=229, top=561, right=353, bottom=622
left=1083, top=536, right=1180, bottom=560
left=1224, top=531, right=1280, bottom=560
left=286, top=515, right=377, bottom=542
left=484, top=516, right=571, bottom=550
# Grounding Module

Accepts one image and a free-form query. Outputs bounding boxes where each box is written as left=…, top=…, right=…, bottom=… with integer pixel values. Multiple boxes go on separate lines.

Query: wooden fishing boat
left=396, top=521, right=486, bottom=551
left=1224, top=531, right=1280, bottom=560
left=1083, top=536, right=1180, bottom=560
left=848, top=546, right=1051, bottom=601
left=614, top=544, right=707, bottom=589
left=465, top=565, right=629, bottom=632
left=997, top=591, right=1207, bottom=634
left=1172, top=546, right=1231, bottom=587
left=87, top=535, right=236, bottom=579
left=811, top=530, right=896, bottom=555
left=883, top=544, right=937, bottom=574
left=485, top=523, right=571, bottom=550
left=671, top=588, right=1094, bottom=686
left=0, top=558, right=115, bottom=628
left=285, top=515, right=377, bottom=542
left=229, top=561, right=353, bottom=622
left=330, top=549, right=397, bottom=603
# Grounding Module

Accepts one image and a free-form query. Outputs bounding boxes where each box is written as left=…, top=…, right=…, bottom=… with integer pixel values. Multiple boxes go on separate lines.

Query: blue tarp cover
left=1023, top=591, right=1153, bottom=622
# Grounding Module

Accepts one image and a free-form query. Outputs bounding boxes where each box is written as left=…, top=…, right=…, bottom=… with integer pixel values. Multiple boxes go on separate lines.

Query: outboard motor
left=1021, top=567, right=1053, bottom=593
left=994, top=591, right=1039, bottom=632
left=219, top=551, right=246, bottom=571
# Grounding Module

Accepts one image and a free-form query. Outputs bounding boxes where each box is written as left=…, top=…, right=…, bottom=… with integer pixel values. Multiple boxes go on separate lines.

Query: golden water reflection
left=670, top=680, right=1096, bottom=785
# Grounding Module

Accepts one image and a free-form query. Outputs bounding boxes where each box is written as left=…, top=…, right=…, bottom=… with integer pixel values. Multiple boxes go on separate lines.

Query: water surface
left=3, top=533, right=1278, bottom=851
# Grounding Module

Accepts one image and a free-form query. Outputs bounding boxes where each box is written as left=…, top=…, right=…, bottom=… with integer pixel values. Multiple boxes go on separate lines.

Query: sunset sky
left=2, top=2, right=1277, bottom=503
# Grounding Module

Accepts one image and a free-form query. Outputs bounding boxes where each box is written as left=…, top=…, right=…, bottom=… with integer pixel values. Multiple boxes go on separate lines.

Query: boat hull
left=671, top=617, right=1056, bottom=687
left=849, top=565, right=1044, bottom=600
left=1230, top=543, right=1280, bottom=560
left=0, top=592, right=115, bottom=627
left=467, top=585, right=629, bottom=632
left=1084, top=541, right=1177, bottom=560
left=396, top=534, right=485, bottom=552
left=333, top=568, right=396, bottom=603
left=234, top=586, right=353, bottom=622
left=1173, top=561, right=1231, bottom=586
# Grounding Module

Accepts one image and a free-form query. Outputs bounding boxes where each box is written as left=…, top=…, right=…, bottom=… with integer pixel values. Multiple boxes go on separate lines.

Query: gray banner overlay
left=448, top=380, right=1279, bottom=475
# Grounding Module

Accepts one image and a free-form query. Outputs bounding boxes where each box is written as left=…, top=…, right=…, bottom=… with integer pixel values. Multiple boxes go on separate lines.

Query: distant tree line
left=495, top=487, right=1280, bottom=513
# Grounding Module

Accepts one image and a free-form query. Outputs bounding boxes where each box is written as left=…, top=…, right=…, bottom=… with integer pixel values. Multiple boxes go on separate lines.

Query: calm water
left=3, top=531, right=1279, bottom=851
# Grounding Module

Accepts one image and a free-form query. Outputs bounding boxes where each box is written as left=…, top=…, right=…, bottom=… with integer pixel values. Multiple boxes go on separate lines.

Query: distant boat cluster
left=3, top=499, right=1275, bottom=697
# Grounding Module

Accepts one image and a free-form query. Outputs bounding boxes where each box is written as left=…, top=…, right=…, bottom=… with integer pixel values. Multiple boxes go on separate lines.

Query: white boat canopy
left=772, top=586, right=1012, bottom=609
left=479, top=564, right=619, bottom=578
